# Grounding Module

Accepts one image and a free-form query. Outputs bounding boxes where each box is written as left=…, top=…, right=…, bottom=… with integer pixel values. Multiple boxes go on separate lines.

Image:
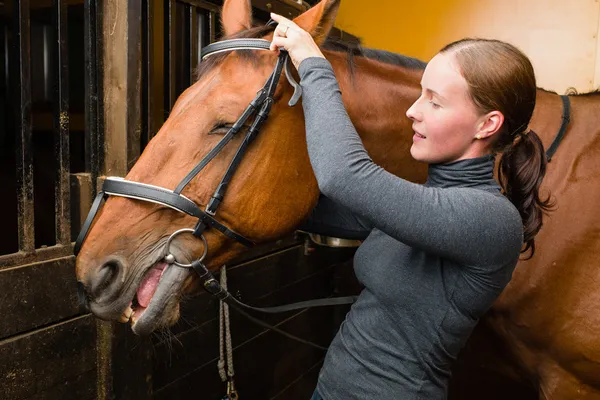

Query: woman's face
left=406, top=52, right=488, bottom=164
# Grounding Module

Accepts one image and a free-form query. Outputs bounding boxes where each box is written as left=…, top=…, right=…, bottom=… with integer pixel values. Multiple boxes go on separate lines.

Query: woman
left=269, top=13, right=551, bottom=400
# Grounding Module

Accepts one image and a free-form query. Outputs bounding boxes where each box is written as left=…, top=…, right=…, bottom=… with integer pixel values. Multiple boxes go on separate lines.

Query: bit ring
left=164, top=228, right=208, bottom=268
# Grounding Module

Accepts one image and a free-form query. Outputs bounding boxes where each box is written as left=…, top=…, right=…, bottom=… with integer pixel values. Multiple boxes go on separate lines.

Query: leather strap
left=546, top=95, right=571, bottom=162
left=103, top=178, right=254, bottom=247
left=191, top=260, right=356, bottom=351
left=74, top=191, right=107, bottom=255
left=174, top=89, right=268, bottom=195
left=201, top=39, right=272, bottom=60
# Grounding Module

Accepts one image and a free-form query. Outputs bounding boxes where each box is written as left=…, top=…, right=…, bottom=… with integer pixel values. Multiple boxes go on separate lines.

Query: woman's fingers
left=270, top=36, right=291, bottom=52
left=268, top=12, right=325, bottom=69
left=270, top=12, right=295, bottom=27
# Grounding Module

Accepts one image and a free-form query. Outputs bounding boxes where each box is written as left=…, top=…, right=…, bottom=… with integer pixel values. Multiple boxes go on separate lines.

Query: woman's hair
left=440, top=38, right=553, bottom=259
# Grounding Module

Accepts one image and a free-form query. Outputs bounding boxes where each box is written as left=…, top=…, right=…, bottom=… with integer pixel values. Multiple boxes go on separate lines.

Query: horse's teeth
left=119, top=306, right=133, bottom=323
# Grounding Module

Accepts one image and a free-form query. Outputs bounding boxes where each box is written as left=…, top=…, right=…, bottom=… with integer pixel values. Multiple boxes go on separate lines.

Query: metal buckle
left=164, top=228, right=208, bottom=267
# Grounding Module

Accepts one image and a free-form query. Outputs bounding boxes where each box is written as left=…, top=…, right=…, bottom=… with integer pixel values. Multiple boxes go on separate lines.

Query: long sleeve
left=298, top=57, right=523, bottom=267
left=299, top=194, right=372, bottom=240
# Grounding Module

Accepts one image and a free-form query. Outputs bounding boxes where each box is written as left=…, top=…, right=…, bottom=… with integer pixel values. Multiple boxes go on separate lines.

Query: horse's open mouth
left=119, top=260, right=191, bottom=335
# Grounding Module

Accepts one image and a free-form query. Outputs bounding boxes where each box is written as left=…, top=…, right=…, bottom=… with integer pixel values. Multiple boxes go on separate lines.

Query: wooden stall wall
left=335, top=0, right=600, bottom=94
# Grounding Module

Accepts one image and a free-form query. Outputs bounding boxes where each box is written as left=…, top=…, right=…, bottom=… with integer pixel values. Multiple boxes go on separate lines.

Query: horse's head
left=75, top=0, right=342, bottom=334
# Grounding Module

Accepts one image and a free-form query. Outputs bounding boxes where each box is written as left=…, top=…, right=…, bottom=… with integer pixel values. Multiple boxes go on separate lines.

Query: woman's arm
left=299, top=194, right=372, bottom=240
left=299, top=57, right=523, bottom=266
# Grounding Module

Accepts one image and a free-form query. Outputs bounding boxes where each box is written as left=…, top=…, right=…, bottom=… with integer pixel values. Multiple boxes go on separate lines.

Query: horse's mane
left=194, top=25, right=427, bottom=82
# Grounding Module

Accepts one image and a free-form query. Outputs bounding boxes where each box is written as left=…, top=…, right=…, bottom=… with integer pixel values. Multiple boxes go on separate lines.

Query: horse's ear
left=293, top=0, right=341, bottom=45
left=221, top=0, right=253, bottom=37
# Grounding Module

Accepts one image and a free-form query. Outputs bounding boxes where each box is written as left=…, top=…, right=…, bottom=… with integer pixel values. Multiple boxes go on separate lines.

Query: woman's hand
left=269, top=13, right=326, bottom=70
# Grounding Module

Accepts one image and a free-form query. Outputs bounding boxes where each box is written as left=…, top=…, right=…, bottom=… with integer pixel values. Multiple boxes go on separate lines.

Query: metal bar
left=84, top=0, right=102, bottom=194
left=208, top=9, right=216, bottom=43
left=53, top=0, right=71, bottom=246
left=189, top=5, right=198, bottom=82
left=165, top=0, right=176, bottom=112
left=141, top=0, right=155, bottom=148
left=152, top=0, right=165, bottom=125
left=197, top=9, right=207, bottom=52
left=13, top=0, right=35, bottom=253
left=127, top=0, right=142, bottom=169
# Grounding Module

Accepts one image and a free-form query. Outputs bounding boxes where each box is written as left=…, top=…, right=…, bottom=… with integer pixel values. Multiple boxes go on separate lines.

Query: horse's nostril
left=90, top=259, right=122, bottom=299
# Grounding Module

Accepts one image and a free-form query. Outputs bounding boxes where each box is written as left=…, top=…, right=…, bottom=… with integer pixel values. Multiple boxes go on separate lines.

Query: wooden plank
left=13, top=0, right=35, bottom=252
left=594, top=4, right=600, bottom=89
left=152, top=263, right=344, bottom=390
left=225, top=244, right=355, bottom=303
left=271, top=360, right=323, bottom=400
left=110, top=322, right=153, bottom=400
left=0, top=315, right=96, bottom=400
left=0, top=245, right=74, bottom=269
left=101, top=0, right=127, bottom=176
left=70, top=172, right=93, bottom=243
left=102, top=0, right=142, bottom=176
left=161, top=243, right=352, bottom=337
left=24, top=370, right=96, bottom=400
left=95, top=320, right=113, bottom=400
left=53, top=0, right=71, bottom=246
left=226, top=234, right=300, bottom=265
left=0, top=257, right=81, bottom=339
left=153, top=305, right=339, bottom=399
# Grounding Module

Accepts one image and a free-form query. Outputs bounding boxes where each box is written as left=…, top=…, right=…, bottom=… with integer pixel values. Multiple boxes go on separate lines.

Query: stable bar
left=53, top=0, right=71, bottom=246
left=126, top=0, right=142, bottom=168
left=189, top=5, right=198, bottom=82
left=141, top=0, right=155, bottom=148
left=208, top=10, right=216, bottom=44
left=13, top=0, right=35, bottom=253
left=84, top=0, right=102, bottom=194
left=165, top=0, right=176, bottom=111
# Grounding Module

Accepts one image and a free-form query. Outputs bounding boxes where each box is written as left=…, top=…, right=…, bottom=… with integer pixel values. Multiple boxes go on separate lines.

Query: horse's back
left=493, top=91, right=600, bottom=394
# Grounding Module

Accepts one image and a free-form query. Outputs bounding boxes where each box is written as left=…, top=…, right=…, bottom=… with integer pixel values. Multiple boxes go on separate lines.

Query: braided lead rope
left=218, top=266, right=235, bottom=383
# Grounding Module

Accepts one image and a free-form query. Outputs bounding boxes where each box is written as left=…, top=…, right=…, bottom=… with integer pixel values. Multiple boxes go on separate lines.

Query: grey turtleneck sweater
left=298, top=57, right=524, bottom=399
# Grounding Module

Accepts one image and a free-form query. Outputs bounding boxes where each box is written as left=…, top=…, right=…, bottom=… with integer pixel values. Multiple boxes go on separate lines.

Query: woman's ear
left=476, top=110, right=504, bottom=140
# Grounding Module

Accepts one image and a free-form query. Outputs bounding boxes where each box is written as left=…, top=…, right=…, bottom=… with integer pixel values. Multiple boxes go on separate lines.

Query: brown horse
left=76, top=0, right=600, bottom=397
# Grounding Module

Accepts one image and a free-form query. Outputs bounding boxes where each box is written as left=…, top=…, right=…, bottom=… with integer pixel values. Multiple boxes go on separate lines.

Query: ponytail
left=497, top=130, right=554, bottom=259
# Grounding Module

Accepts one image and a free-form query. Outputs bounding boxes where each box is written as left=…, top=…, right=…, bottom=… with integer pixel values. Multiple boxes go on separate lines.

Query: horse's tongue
left=137, top=263, right=167, bottom=308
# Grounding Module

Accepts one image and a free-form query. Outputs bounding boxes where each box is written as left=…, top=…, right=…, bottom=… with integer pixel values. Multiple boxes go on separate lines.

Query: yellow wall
left=335, top=0, right=600, bottom=94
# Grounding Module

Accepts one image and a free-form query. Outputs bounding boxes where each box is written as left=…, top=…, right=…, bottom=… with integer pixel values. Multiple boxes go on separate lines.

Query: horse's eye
left=209, top=123, right=233, bottom=135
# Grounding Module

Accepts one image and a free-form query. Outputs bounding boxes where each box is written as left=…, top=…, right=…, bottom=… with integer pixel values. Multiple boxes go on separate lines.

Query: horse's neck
left=325, top=51, right=428, bottom=183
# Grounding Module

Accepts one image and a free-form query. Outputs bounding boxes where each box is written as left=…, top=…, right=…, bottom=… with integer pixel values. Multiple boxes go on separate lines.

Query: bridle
left=74, top=38, right=302, bottom=256
left=74, top=32, right=356, bottom=350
